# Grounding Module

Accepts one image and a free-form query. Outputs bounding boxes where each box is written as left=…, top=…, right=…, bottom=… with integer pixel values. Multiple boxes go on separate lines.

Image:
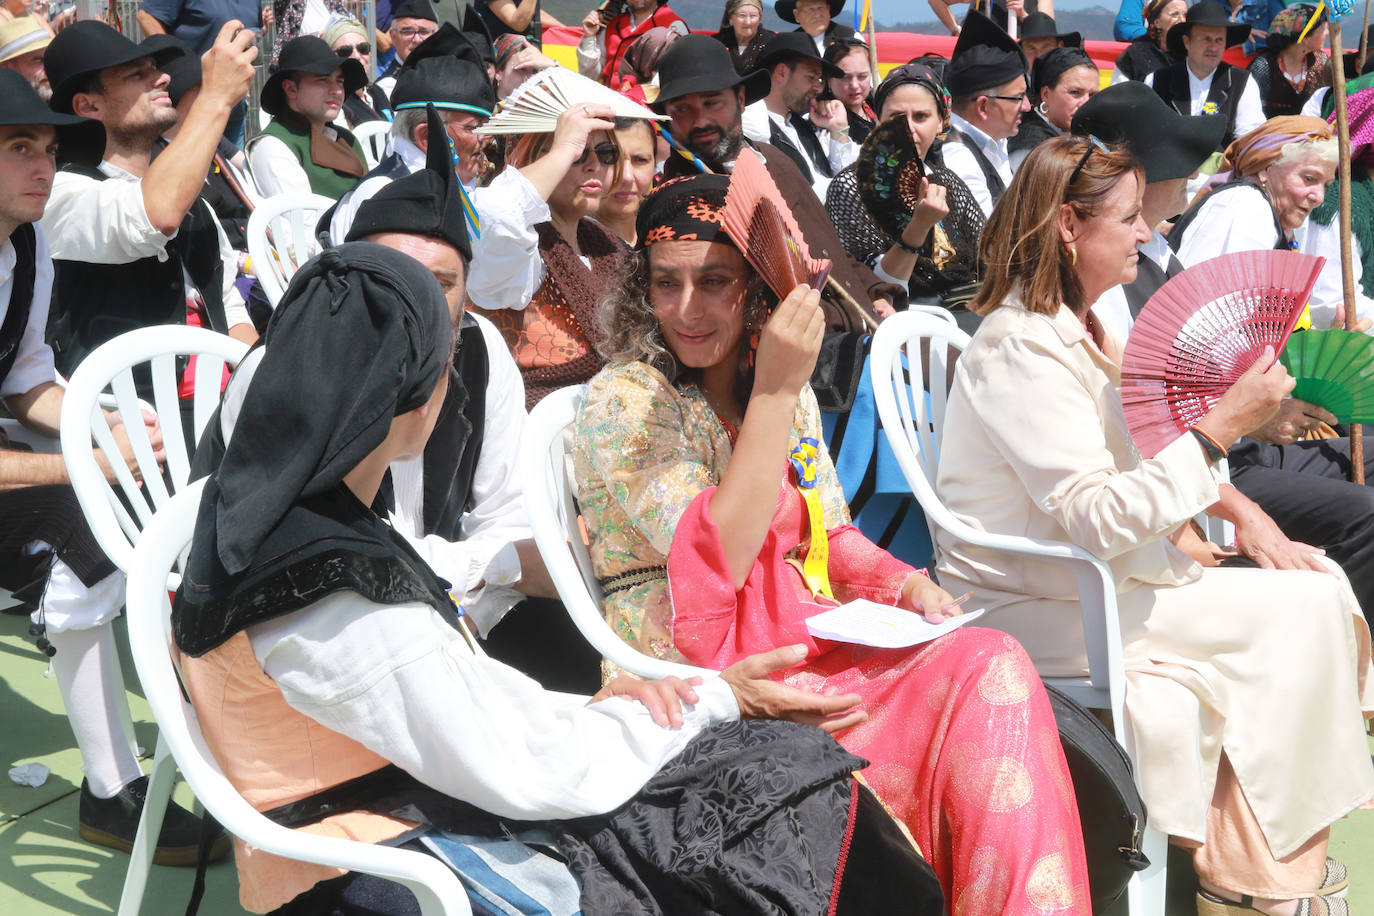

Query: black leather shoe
left=78, top=776, right=231, bottom=867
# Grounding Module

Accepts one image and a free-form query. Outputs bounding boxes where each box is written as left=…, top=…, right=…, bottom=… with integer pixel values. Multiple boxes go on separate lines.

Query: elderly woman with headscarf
left=1249, top=3, right=1331, bottom=118
left=322, top=13, right=392, bottom=127
left=826, top=62, right=985, bottom=320
left=937, top=134, right=1374, bottom=916
left=1170, top=117, right=1338, bottom=268
left=1009, top=47, right=1099, bottom=171
left=172, top=242, right=936, bottom=916
left=713, top=0, right=776, bottom=74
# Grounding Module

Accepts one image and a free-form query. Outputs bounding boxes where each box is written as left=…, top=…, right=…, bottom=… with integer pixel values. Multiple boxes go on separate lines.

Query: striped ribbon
left=788, top=437, right=834, bottom=600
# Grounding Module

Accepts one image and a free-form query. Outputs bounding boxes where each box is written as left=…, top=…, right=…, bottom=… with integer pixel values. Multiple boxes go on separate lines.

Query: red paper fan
left=1120, top=249, right=1325, bottom=458
left=722, top=151, right=832, bottom=299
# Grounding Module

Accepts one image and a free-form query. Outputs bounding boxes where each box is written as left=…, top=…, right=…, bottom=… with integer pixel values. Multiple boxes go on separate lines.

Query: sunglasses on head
left=1069, top=134, right=1110, bottom=185
left=575, top=141, right=619, bottom=166
left=335, top=42, right=371, bottom=57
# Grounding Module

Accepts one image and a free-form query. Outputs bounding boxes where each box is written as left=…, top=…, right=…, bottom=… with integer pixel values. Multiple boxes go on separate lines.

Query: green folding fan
left=1279, top=328, right=1374, bottom=424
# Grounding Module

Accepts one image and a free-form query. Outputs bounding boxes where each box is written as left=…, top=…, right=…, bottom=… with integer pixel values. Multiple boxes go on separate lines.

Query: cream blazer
left=935, top=296, right=1222, bottom=673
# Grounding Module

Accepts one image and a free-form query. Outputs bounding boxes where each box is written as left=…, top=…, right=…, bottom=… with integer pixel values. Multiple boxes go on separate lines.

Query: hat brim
left=652, top=67, right=770, bottom=112
left=50, top=43, right=184, bottom=114
left=0, top=32, right=50, bottom=65
left=1141, top=112, right=1227, bottom=182
left=261, top=57, right=367, bottom=116
left=775, top=0, right=844, bottom=25
left=1167, top=21, right=1251, bottom=55
left=756, top=50, right=843, bottom=78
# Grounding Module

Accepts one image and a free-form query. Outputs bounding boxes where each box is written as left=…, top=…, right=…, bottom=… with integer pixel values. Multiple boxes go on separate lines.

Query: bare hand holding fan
left=722, top=151, right=832, bottom=299
left=1120, top=249, right=1325, bottom=458
left=476, top=67, right=666, bottom=135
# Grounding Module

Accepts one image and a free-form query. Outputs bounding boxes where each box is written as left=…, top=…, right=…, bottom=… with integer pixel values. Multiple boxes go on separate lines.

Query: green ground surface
left=1, top=605, right=1370, bottom=915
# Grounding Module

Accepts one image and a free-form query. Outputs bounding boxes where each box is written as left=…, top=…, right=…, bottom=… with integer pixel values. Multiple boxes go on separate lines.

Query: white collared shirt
left=1144, top=64, right=1265, bottom=136
left=1090, top=231, right=1175, bottom=344
left=742, top=100, right=856, bottom=201
left=0, top=225, right=55, bottom=398
left=943, top=112, right=1012, bottom=217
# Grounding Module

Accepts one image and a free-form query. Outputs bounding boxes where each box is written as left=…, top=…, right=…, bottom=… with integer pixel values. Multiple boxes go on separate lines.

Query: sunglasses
left=335, top=42, right=371, bottom=57
left=575, top=141, right=619, bottom=166
left=1069, top=134, right=1110, bottom=185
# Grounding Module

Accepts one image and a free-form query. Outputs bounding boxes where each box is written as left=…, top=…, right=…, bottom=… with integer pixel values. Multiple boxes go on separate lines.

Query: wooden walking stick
left=1361, top=0, right=1371, bottom=71
left=1329, top=19, right=1365, bottom=482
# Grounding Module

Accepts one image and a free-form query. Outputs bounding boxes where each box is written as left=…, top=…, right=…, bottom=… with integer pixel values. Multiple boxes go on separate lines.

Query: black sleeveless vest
left=1167, top=180, right=1287, bottom=254
left=420, top=316, right=489, bottom=542
left=945, top=128, right=1007, bottom=206
left=1150, top=61, right=1248, bottom=147
left=0, top=224, right=38, bottom=388
left=46, top=163, right=228, bottom=378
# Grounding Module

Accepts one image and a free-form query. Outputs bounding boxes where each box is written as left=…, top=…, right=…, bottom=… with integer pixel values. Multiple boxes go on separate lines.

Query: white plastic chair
left=247, top=192, right=334, bottom=307
left=868, top=310, right=1168, bottom=916
left=520, top=385, right=712, bottom=681
left=126, top=482, right=472, bottom=916
left=59, top=325, right=249, bottom=916
left=351, top=120, right=393, bottom=169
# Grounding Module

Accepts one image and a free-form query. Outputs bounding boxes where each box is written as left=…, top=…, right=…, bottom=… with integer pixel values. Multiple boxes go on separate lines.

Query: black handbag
left=1045, top=684, right=1151, bottom=913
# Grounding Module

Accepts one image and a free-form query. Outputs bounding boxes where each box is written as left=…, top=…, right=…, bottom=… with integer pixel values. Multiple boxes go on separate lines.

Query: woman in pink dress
left=572, top=173, right=1092, bottom=914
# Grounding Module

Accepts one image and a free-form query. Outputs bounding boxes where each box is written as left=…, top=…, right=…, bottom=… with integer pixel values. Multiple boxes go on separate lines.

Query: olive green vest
left=259, top=119, right=366, bottom=200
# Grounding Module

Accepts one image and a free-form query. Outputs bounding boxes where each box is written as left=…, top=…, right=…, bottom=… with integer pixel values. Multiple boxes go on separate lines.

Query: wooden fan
left=1279, top=328, right=1374, bottom=423
left=722, top=151, right=832, bottom=299
left=1120, top=249, right=1326, bottom=458
left=476, top=66, right=666, bottom=135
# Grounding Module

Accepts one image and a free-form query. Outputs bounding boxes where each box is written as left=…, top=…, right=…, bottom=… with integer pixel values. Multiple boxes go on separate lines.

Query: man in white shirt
left=1143, top=3, right=1264, bottom=149
left=741, top=31, right=855, bottom=200
left=941, top=10, right=1031, bottom=217
left=0, top=67, right=224, bottom=866
left=39, top=19, right=258, bottom=380
left=247, top=35, right=368, bottom=200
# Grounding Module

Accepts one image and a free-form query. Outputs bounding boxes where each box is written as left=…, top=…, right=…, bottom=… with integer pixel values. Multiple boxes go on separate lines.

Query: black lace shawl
left=825, top=147, right=985, bottom=301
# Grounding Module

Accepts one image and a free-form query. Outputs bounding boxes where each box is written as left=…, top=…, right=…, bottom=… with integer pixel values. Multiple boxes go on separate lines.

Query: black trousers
left=1228, top=436, right=1374, bottom=623
left=478, top=596, right=603, bottom=695
left=0, top=484, right=115, bottom=604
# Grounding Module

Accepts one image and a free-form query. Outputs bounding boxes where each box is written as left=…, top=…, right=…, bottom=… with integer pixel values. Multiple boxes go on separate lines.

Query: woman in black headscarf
left=170, top=244, right=922, bottom=916
left=1008, top=47, right=1099, bottom=171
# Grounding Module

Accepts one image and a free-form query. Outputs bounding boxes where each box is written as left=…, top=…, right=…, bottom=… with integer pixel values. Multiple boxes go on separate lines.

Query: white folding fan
left=476, top=66, right=667, bottom=135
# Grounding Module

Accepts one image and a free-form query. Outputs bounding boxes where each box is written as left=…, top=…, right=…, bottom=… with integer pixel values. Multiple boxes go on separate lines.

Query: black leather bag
left=1045, top=684, right=1151, bottom=913
left=810, top=331, right=870, bottom=413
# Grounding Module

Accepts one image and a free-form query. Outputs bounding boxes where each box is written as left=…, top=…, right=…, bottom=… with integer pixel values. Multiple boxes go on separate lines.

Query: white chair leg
left=1125, top=825, right=1170, bottom=916
left=116, top=735, right=175, bottom=916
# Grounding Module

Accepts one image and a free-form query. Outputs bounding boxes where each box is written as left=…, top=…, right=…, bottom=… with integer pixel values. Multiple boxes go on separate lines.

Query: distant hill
left=541, top=1, right=1121, bottom=41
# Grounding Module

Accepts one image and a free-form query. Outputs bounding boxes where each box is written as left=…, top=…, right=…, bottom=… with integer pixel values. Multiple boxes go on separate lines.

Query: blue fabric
left=139, top=0, right=262, bottom=54
left=819, top=354, right=935, bottom=571
left=1114, top=0, right=1148, bottom=42
left=420, top=828, right=582, bottom=916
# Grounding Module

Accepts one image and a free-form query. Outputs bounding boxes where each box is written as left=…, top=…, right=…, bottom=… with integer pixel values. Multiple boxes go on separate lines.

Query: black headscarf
left=174, top=243, right=452, bottom=655
left=1031, top=47, right=1095, bottom=98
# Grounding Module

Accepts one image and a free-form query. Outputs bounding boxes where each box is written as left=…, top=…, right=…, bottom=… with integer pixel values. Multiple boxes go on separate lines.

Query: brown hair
left=971, top=135, right=1142, bottom=317
left=508, top=120, right=645, bottom=196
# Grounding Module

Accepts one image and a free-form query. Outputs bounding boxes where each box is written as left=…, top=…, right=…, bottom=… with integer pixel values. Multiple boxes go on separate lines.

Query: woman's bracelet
left=1188, top=426, right=1228, bottom=462
left=892, top=237, right=921, bottom=255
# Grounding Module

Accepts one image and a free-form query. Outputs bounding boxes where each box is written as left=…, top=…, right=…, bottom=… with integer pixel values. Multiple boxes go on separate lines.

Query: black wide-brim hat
left=261, top=35, right=367, bottom=117
left=1071, top=80, right=1226, bottom=183
left=0, top=68, right=104, bottom=166
left=652, top=34, right=771, bottom=112
left=1019, top=12, right=1081, bottom=48
left=756, top=31, right=843, bottom=77
left=45, top=20, right=186, bottom=114
left=775, top=0, right=844, bottom=24
left=1166, top=3, right=1251, bottom=55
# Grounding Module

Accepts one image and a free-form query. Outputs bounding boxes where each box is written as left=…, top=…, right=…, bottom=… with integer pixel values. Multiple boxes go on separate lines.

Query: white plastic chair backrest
left=351, top=120, right=392, bottom=169
left=520, top=386, right=713, bottom=681
left=59, top=326, right=249, bottom=575
left=247, top=192, right=335, bottom=307
left=126, top=483, right=471, bottom=916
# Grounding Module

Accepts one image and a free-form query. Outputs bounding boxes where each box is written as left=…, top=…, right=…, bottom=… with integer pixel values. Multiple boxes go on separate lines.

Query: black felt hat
left=1019, top=12, right=1081, bottom=48
left=946, top=9, right=1028, bottom=97
left=143, top=34, right=199, bottom=106
left=0, top=67, right=103, bottom=166
left=774, top=0, right=844, bottom=24
left=391, top=0, right=439, bottom=22
left=1166, top=3, right=1251, bottom=55
left=346, top=104, right=473, bottom=261
left=653, top=33, right=771, bottom=111
left=45, top=19, right=186, bottom=114
left=755, top=31, right=843, bottom=77
left=261, top=35, right=367, bottom=117
left=1071, top=80, right=1225, bottom=183
left=461, top=3, right=495, bottom=65
left=390, top=24, right=496, bottom=117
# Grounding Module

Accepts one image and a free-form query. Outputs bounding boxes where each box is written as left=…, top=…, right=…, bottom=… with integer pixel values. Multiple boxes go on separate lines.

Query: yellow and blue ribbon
left=788, top=437, right=834, bottom=600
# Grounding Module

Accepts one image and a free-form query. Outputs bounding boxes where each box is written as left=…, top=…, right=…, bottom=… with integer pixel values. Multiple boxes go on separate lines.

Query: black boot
left=79, top=775, right=231, bottom=867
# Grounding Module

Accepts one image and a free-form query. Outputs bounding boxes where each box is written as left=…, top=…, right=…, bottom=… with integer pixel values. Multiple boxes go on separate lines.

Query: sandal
left=1196, top=889, right=1350, bottom=916
left=1317, top=858, right=1349, bottom=898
